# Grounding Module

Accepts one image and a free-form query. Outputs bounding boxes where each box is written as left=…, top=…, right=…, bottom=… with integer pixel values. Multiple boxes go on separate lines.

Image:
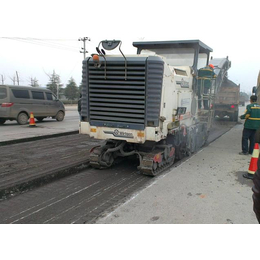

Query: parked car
left=0, top=85, right=65, bottom=125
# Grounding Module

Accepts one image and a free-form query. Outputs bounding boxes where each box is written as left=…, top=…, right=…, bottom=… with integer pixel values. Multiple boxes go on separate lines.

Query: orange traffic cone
left=29, top=112, right=36, bottom=127
left=243, top=143, right=259, bottom=179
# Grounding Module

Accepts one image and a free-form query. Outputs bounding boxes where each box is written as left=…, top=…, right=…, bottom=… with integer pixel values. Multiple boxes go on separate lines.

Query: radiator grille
left=81, top=56, right=164, bottom=130
left=88, top=60, right=146, bottom=129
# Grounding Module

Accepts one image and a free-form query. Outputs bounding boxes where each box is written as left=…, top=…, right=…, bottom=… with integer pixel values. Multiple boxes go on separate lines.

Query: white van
left=0, top=85, right=65, bottom=125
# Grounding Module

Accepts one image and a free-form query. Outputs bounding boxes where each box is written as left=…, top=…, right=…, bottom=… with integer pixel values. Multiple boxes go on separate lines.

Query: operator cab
left=133, top=40, right=213, bottom=73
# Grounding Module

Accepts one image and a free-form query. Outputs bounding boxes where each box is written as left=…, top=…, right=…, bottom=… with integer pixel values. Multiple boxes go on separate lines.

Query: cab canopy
left=133, top=40, right=213, bottom=71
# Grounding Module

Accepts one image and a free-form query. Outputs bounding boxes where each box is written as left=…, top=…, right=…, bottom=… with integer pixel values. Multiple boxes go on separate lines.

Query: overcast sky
left=1, top=0, right=259, bottom=93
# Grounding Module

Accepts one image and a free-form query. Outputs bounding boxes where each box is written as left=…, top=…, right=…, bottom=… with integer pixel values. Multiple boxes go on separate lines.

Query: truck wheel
left=55, top=111, right=64, bottom=121
left=0, top=118, right=6, bottom=125
left=17, top=112, right=29, bottom=125
left=229, top=113, right=234, bottom=121
left=233, top=111, right=238, bottom=122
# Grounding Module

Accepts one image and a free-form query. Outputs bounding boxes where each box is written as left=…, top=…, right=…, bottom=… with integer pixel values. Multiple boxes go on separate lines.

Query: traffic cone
left=243, top=143, right=259, bottom=179
left=29, top=112, right=36, bottom=127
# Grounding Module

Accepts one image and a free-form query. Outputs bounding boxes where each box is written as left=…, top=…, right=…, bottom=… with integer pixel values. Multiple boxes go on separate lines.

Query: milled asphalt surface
left=0, top=134, right=97, bottom=199
left=0, top=105, right=94, bottom=199
left=96, top=123, right=258, bottom=224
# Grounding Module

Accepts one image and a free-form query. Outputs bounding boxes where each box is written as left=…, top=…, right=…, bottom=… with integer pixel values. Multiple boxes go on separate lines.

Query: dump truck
left=79, top=40, right=229, bottom=175
left=214, top=78, right=240, bottom=121
left=208, top=57, right=240, bottom=121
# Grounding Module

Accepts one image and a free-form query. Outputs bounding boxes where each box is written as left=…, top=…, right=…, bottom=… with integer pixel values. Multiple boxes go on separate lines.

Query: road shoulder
left=96, top=124, right=258, bottom=224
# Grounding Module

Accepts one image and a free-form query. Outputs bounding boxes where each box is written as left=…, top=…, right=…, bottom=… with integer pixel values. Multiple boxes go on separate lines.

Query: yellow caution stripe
left=197, top=76, right=214, bottom=79
left=199, top=69, right=213, bottom=72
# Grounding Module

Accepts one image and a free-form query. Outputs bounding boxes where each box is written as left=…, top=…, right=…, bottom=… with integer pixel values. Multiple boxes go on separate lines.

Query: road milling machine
left=79, top=40, right=222, bottom=175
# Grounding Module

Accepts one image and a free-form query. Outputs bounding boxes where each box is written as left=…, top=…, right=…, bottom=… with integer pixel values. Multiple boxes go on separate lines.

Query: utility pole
left=1, top=74, right=4, bottom=85
left=16, top=71, right=20, bottom=86
left=78, top=37, right=91, bottom=59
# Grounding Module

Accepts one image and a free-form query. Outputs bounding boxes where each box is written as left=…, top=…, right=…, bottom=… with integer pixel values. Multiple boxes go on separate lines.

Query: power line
left=0, top=37, right=80, bottom=52
left=29, top=38, right=78, bottom=51
left=0, top=37, right=90, bottom=86
left=28, top=38, right=79, bottom=51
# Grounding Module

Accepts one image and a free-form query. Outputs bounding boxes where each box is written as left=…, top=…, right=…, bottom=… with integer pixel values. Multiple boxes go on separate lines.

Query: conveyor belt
left=210, top=57, right=231, bottom=91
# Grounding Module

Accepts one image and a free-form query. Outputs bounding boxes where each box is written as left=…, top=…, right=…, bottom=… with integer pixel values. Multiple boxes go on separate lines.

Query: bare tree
left=29, top=77, right=40, bottom=87
left=9, top=74, right=16, bottom=85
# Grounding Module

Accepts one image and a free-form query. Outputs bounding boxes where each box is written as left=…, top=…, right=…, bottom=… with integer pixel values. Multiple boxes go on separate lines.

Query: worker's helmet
left=209, top=64, right=214, bottom=69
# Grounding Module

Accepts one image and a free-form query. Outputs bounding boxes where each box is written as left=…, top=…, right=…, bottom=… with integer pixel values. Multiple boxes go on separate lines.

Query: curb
left=0, top=159, right=90, bottom=200
left=0, top=130, right=79, bottom=146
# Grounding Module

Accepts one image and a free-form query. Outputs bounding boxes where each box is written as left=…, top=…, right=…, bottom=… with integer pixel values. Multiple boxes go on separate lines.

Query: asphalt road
left=0, top=106, right=79, bottom=142
left=1, top=118, right=254, bottom=224
left=0, top=159, right=150, bottom=224
left=1, top=103, right=255, bottom=224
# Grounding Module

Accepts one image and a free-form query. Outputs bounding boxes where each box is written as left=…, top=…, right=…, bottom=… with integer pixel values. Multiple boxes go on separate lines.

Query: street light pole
left=78, top=37, right=91, bottom=59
